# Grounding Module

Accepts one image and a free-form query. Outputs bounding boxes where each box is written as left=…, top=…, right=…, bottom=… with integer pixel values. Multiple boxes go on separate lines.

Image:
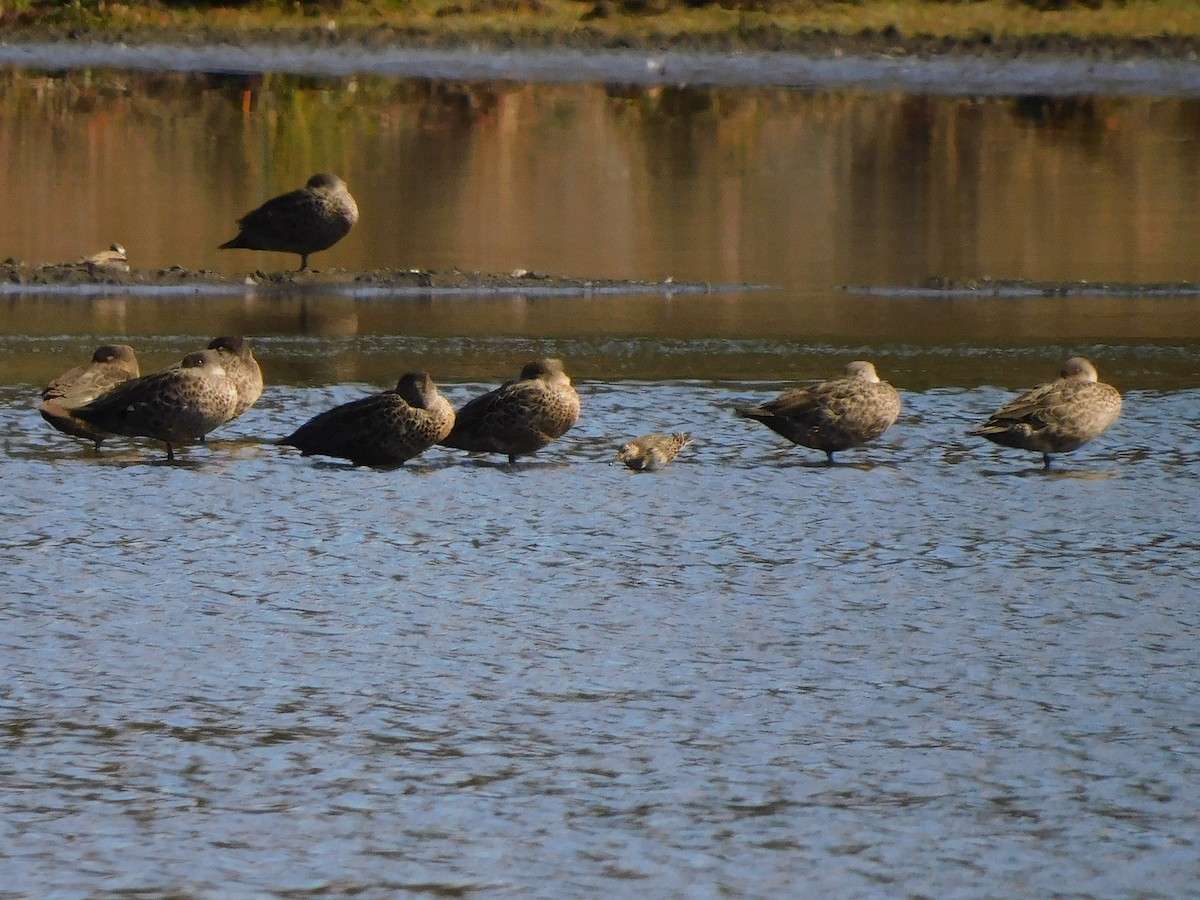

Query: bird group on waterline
left=36, top=341, right=1123, bottom=472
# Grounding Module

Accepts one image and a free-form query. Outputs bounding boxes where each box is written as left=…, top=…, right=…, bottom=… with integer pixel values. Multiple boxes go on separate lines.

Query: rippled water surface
left=2, top=54, right=1200, bottom=896
left=4, top=373, right=1200, bottom=895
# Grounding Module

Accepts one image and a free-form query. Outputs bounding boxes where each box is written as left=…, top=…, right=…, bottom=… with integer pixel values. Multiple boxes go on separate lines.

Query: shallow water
left=3, top=377, right=1200, bottom=895
left=3, top=56, right=1200, bottom=896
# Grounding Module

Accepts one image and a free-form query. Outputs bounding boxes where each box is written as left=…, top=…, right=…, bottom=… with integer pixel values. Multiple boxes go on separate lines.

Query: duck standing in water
left=736, top=360, right=902, bottom=462
left=615, top=432, right=692, bottom=472
left=219, top=173, right=359, bottom=271
left=206, top=336, right=264, bottom=420
left=440, top=358, right=581, bottom=465
left=970, top=356, right=1122, bottom=469
left=38, top=344, right=141, bottom=450
left=70, top=350, right=239, bottom=461
left=280, top=371, right=456, bottom=466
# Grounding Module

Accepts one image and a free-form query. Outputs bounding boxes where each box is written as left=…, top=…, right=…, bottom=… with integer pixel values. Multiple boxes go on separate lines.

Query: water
left=2, top=55, right=1200, bottom=896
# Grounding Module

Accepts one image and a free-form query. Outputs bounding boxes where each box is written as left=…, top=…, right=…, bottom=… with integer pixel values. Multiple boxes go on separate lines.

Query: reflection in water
left=5, top=69, right=1200, bottom=290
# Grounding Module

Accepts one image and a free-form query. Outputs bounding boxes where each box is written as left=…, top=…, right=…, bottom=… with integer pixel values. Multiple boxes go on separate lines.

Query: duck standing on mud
left=219, top=173, right=359, bottom=271
left=970, top=356, right=1122, bottom=469
left=440, top=358, right=581, bottom=465
left=736, top=360, right=902, bottom=463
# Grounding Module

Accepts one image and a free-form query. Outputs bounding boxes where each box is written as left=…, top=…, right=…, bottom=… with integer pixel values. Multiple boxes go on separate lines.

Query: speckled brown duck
left=206, top=336, right=264, bottom=418
left=970, top=356, right=1122, bottom=469
left=440, top=358, right=581, bottom=464
left=736, top=360, right=902, bottom=462
left=38, top=344, right=141, bottom=450
left=71, top=349, right=239, bottom=461
left=280, top=371, right=456, bottom=466
left=615, top=432, right=692, bottom=472
left=219, top=173, right=359, bottom=271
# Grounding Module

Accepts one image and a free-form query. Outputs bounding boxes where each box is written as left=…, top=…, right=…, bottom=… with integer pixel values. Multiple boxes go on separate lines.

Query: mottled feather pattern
left=282, top=372, right=455, bottom=466
left=616, top=432, right=692, bottom=471
left=207, top=336, right=264, bottom=418
left=970, top=357, right=1121, bottom=465
left=38, top=344, right=141, bottom=448
left=71, top=349, right=238, bottom=459
left=440, top=358, right=580, bottom=462
left=219, top=173, right=359, bottom=270
left=736, top=360, right=901, bottom=460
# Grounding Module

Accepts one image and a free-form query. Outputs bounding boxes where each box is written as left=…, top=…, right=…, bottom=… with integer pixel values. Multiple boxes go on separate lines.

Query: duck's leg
left=297, top=254, right=309, bottom=272
left=165, top=442, right=175, bottom=462
left=1043, top=453, right=1053, bottom=469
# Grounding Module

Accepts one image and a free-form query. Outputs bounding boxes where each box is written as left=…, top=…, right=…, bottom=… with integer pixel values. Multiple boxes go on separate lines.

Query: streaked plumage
left=219, top=173, right=359, bottom=271
left=736, top=360, right=901, bottom=462
left=71, top=349, right=238, bottom=461
left=970, top=356, right=1122, bottom=469
left=38, top=344, right=141, bottom=450
left=81, top=243, right=129, bottom=274
left=440, top=358, right=581, bottom=464
left=280, top=371, right=455, bottom=466
left=206, top=336, right=264, bottom=418
left=616, top=432, right=692, bottom=472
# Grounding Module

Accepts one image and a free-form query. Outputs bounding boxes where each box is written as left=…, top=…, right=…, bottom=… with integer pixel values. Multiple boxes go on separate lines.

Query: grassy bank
left=3, top=0, right=1200, bottom=56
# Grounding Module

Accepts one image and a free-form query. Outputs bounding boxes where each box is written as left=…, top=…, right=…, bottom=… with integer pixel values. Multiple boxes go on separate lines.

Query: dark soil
left=0, top=259, right=739, bottom=295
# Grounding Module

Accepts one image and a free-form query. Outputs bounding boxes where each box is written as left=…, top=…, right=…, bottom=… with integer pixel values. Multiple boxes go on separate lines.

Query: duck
left=615, top=432, right=692, bottom=471
left=70, top=349, right=239, bottom=461
left=38, top=344, right=141, bottom=450
left=736, top=360, right=901, bottom=462
left=440, top=358, right=580, bottom=464
left=205, top=336, right=264, bottom=419
left=80, top=243, right=129, bottom=274
left=280, top=371, right=455, bottom=466
left=219, top=173, right=358, bottom=271
left=969, top=356, right=1122, bottom=469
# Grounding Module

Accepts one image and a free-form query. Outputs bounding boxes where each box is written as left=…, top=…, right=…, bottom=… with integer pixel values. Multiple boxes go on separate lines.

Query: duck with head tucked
left=969, top=356, right=1122, bottom=469
left=440, top=358, right=580, bottom=465
left=70, top=350, right=238, bottom=461
left=219, top=173, right=358, bottom=271
left=280, top=371, right=456, bottom=467
left=38, top=344, right=141, bottom=450
left=205, top=336, right=264, bottom=420
left=736, top=360, right=901, bottom=463
left=615, top=432, right=692, bottom=472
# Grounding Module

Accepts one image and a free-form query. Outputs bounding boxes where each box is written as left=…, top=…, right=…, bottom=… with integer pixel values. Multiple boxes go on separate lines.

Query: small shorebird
left=970, top=356, right=1122, bottom=469
left=71, top=349, right=239, bottom=461
left=38, top=344, right=141, bottom=450
left=615, top=432, right=692, bottom=471
left=736, top=360, right=902, bottom=462
left=206, top=336, right=264, bottom=419
left=219, top=173, right=359, bottom=271
left=440, top=358, right=581, bottom=465
left=280, top=371, right=456, bottom=466
left=80, top=243, right=129, bottom=274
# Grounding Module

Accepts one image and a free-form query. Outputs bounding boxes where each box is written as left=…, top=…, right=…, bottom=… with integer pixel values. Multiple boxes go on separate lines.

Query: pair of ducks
left=736, top=357, right=1122, bottom=469
left=38, top=338, right=264, bottom=461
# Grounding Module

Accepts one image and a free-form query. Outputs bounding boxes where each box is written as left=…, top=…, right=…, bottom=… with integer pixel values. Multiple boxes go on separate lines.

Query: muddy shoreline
left=0, top=260, right=750, bottom=297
